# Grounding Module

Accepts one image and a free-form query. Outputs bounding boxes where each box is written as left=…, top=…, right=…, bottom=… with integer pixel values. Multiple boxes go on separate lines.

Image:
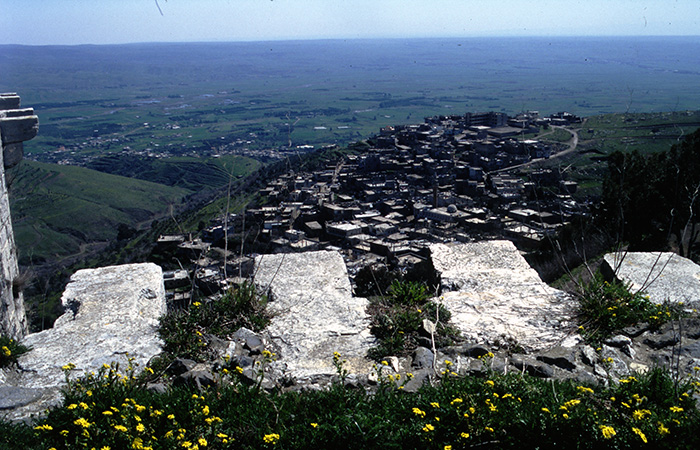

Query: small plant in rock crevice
left=0, top=334, right=31, bottom=368
left=366, top=280, right=459, bottom=361
left=576, top=274, right=686, bottom=347
left=158, top=281, right=270, bottom=362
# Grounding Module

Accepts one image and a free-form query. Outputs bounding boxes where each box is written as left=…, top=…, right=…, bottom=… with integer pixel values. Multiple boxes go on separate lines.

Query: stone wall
left=0, top=93, right=38, bottom=340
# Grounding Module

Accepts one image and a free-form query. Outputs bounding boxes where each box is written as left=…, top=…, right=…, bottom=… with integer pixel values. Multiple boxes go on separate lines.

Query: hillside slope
left=7, top=160, right=189, bottom=265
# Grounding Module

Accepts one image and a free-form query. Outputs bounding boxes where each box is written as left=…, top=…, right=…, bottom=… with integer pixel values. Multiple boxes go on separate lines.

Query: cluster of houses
left=158, top=110, right=586, bottom=298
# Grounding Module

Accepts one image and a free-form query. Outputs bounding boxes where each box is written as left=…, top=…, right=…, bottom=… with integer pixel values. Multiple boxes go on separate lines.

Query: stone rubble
left=4, top=248, right=700, bottom=422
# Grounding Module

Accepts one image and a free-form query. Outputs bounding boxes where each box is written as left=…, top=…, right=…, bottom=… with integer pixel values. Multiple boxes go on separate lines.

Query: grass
left=157, top=282, right=270, bottom=363
left=575, top=275, right=686, bottom=348
left=2, top=352, right=698, bottom=449
left=8, top=160, right=188, bottom=264
left=366, top=280, right=459, bottom=361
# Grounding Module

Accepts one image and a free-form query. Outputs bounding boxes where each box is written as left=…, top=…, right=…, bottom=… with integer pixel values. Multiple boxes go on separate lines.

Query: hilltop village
left=158, top=110, right=584, bottom=297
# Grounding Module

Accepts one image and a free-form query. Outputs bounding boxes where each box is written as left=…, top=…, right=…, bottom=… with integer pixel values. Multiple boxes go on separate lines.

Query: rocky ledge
left=3, top=245, right=700, bottom=422
left=1, top=263, right=165, bottom=422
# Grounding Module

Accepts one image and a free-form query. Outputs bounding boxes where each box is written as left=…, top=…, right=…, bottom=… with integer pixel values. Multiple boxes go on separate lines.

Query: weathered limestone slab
left=2, top=263, right=166, bottom=421
left=603, top=252, right=700, bottom=308
left=430, top=241, right=575, bottom=352
left=254, top=251, right=374, bottom=378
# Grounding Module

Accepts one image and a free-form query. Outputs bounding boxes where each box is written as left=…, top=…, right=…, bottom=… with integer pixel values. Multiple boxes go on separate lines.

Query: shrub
left=367, top=280, right=458, bottom=360
left=576, top=275, right=685, bottom=347
left=158, top=281, right=269, bottom=361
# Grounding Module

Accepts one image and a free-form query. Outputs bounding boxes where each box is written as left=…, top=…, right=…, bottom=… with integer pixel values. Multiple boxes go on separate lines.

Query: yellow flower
left=632, top=427, right=648, bottom=444
left=381, top=360, right=388, bottom=366
left=413, top=407, right=426, bottom=417
left=74, top=418, right=91, bottom=428
left=60, top=430, right=69, bottom=436
left=263, top=433, right=280, bottom=444
left=67, top=404, right=78, bottom=410
left=202, top=405, right=210, bottom=416
left=102, top=410, right=113, bottom=416
left=577, top=386, right=594, bottom=395
left=541, top=408, right=551, bottom=413
left=430, top=402, right=440, bottom=409
left=168, top=414, right=176, bottom=420
left=563, top=399, right=581, bottom=409
left=422, top=424, right=435, bottom=432
left=484, top=426, right=494, bottom=433
left=78, top=402, right=89, bottom=410
left=136, top=423, right=145, bottom=433
left=2, top=346, right=11, bottom=356
left=599, top=425, right=616, bottom=439
left=670, top=406, right=684, bottom=413
left=633, top=409, right=652, bottom=420
left=198, top=437, right=207, bottom=447
left=310, top=423, right=318, bottom=428
left=444, top=446, right=452, bottom=450
left=34, top=424, right=53, bottom=431
left=658, top=422, right=670, bottom=435
left=485, top=380, right=495, bottom=387
left=451, top=397, right=463, bottom=405
left=461, top=432, right=470, bottom=439
left=114, top=425, right=128, bottom=432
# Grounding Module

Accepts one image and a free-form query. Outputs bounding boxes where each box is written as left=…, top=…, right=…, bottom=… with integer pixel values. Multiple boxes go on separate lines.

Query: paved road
left=489, top=126, right=579, bottom=175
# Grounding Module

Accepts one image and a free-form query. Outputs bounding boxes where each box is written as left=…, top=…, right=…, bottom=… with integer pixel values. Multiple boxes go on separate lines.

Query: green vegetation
left=3, top=352, right=699, bottom=449
left=526, top=111, right=700, bottom=200
left=158, top=283, right=270, bottom=362
left=367, top=280, right=459, bottom=361
left=0, top=335, right=31, bottom=368
left=601, top=127, right=700, bottom=257
left=8, top=160, right=188, bottom=264
left=86, top=155, right=261, bottom=191
left=575, top=276, right=685, bottom=347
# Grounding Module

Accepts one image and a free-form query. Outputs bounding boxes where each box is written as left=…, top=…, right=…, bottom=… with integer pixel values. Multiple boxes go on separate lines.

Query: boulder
left=430, top=241, right=575, bottom=352
left=602, top=252, right=700, bottom=308
left=254, top=251, right=374, bottom=379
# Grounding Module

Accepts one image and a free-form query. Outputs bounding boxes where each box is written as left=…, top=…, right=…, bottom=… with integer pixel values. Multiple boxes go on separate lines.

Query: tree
left=601, top=128, right=700, bottom=259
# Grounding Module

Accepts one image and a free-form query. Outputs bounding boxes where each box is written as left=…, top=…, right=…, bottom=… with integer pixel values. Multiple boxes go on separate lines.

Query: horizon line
left=3, top=34, right=700, bottom=48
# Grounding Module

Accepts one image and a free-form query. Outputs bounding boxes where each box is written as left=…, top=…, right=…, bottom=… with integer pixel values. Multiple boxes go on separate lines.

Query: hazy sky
left=1, top=0, right=699, bottom=45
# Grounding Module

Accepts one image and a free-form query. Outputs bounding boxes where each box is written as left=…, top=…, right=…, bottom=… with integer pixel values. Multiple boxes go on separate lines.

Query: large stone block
left=602, top=252, right=700, bottom=309
left=2, top=263, right=166, bottom=421
left=430, top=241, right=575, bottom=352
left=254, top=251, right=374, bottom=378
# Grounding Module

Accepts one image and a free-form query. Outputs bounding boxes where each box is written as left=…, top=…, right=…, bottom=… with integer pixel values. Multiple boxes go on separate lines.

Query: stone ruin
left=603, top=251, right=700, bottom=310
left=1, top=96, right=699, bottom=419
left=0, top=93, right=38, bottom=341
left=2, top=264, right=166, bottom=422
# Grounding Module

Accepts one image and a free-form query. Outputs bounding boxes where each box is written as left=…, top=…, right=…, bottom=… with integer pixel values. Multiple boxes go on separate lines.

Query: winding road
left=488, top=125, right=579, bottom=174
